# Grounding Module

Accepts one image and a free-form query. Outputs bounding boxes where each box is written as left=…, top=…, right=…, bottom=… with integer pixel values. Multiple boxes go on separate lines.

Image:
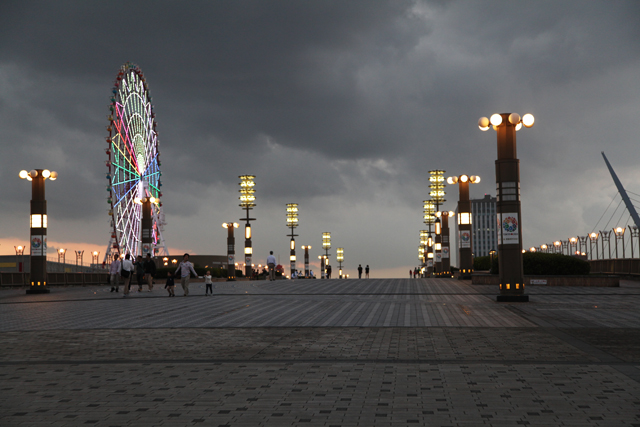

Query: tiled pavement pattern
left=1, top=279, right=640, bottom=426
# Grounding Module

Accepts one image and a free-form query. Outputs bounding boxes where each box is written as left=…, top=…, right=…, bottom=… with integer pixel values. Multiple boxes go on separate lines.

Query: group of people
left=410, top=267, right=425, bottom=278
left=109, top=253, right=199, bottom=297
left=109, top=253, right=157, bottom=295
left=357, top=264, right=370, bottom=279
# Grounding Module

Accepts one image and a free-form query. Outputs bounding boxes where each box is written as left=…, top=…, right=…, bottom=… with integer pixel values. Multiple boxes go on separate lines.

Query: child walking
left=204, top=271, right=213, bottom=296
left=165, top=271, right=175, bottom=297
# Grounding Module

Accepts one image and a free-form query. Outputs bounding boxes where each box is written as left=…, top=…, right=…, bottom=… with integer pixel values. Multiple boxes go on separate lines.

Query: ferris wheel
left=104, top=62, right=168, bottom=261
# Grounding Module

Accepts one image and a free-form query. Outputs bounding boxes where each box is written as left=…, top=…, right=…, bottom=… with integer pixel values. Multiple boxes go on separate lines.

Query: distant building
left=454, top=194, right=497, bottom=262
left=471, top=194, right=497, bottom=257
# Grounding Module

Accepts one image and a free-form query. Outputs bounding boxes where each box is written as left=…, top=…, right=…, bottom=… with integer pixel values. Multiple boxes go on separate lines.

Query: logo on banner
left=442, top=247, right=450, bottom=258
left=142, top=244, right=150, bottom=254
left=459, top=230, right=471, bottom=248
left=31, top=236, right=46, bottom=255
left=228, top=254, right=235, bottom=265
left=497, top=213, right=520, bottom=244
left=435, top=253, right=442, bottom=262
left=427, top=260, right=433, bottom=267
left=245, top=256, right=251, bottom=265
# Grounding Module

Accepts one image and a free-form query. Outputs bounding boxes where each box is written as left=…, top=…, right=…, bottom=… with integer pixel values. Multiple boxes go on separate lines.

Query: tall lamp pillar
left=423, top=200, right=436, bottom=276
left=302, top=246, right=311, bottom=277
left=447, top=174, right=481, bottom=278
left=318, top=255, right=325, bottom=279
left=441, top=211, right=454, bottom=276
left=322, top=232, right=331, bottom=279
left=434, top=216, right=442, bottom=275
left=222, top=222, right=239, bottom=281
left=429, top=171, right=446, bottom=275
left=20, top=169, right=57, bottom=294
left=239, top=175, right=256, bottom=278
left=286, top=203, right=299, bottom=277
left=336, top=248, right=344, bottom=279
left=479, top=112, right=534, bottom=302
left=134, top=196, right=156, bottom=257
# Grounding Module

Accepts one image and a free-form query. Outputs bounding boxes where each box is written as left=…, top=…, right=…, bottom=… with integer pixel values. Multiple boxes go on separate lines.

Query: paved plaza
left=1, top=278, right=640, bottom=426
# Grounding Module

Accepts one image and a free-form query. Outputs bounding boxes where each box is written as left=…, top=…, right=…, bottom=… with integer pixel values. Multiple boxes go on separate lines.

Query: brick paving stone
left=1, top=279, right=640, bottom=425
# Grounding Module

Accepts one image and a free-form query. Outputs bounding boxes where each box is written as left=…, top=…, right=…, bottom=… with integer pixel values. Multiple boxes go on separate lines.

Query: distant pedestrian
left=121, top=254, right=135, bottom=296
left=267, top=251, right=277, bottom=281
left=358, top=264, right=363, bottom=279
left=135, top=256, right=145, bottom=292
left=326, top=264, right=332, bottom=279
left=165, top=271, right=175, bottom=297
left=175, top=253, right=197, bottom=296
left=409, top=269, right=412, bottom=278
left=109, top=255, right=121, bottom=292
left=365, top=265, right=369, bottom=279
left=144, top=254, right=157, bottom=291
left=204, top=270, right=213, bottom=295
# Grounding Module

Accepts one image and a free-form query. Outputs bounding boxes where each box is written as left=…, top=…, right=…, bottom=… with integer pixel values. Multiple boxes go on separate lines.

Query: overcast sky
left=2, top=0, right=640, bottom=277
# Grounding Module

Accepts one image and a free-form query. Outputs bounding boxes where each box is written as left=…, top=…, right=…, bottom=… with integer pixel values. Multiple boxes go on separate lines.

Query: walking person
left=135, top=256, right=145, bottom=292
left=144, top=253, right=156, bottom=291
left=326, top=264, right=332, bottom=279
left=175, top=253, right=197, bottom=296
left=204, top=270, right=213, bottom=296
left=165, top=271, right=175, bottom=297
left=109, top=254, right=121, bottom=292
left=267, top=251, right=277, bottom=281
left=365, top=265, right=369, bottom=279
left=409, top=269, right=412, bottom=278
left=357, top=264, right=363, bottom=279
left=121, top=254, right=135, bottom=297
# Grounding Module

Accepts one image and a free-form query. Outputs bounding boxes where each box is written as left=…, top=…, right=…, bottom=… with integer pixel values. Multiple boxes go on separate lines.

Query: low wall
left=0, top=272, right=109, bottom=288
left=471, top=274, right=619, bottom=287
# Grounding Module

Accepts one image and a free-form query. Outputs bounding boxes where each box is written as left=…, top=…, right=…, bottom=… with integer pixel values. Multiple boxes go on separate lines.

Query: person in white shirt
left=174, top=253, right=197, bottom=296
left=121, top=254, right=135, bottom=296
left=204, top=270, right=213, bottom=296
left=266, top=251, right=277, bottom=281
left=109, top=255, right=121, bottom=293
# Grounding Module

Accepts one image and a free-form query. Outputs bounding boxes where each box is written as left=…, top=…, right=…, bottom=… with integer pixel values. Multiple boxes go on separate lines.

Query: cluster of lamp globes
left=478, top=113, right=535, bottom=131
left=446, top=175, right=481, bottom=185
left=133, top=196, right=158, bottom=204
left=19, top=170, right=58, bottom=181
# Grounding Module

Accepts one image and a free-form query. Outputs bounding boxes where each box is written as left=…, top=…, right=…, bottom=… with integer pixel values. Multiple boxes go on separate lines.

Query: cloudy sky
left=2, top=0, right=640, bottom=277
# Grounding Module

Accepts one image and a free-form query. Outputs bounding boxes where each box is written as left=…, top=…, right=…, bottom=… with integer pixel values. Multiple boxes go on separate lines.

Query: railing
left=0, top=272, right=109, bottom=288
left=589, top=259, right=640, bottom=275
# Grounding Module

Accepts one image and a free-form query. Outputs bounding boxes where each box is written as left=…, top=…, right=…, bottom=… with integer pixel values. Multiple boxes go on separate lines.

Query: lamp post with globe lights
left=478, top=112, right=534, bottom=302
left=613, top=227, right=626, bottom=259
left=447, top=174, right=481, bottom=278
left=600, top=230, right=612, bottom=259
left=19, top=168, right=58, bottom=293
left=222, top=222, right=239, bottom=281
left=589, top=232, right=599, bottom=260
left=629, top=226, right=639, bottom=259
left=14, top=245, right=25, bottom=273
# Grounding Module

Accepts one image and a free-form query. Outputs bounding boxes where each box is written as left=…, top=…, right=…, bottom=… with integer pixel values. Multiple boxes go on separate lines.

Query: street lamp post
left=322, top=232, right=331, bottom=278
left=14, top=245, right=25, bottom=273
left=578, top=236, right=588, bottom=259
left=561, top=240, right=569, bottom=256
left=447, top=174, right=481, bottom=278
left=540, top=244, right=548, bottom=253
left=589, top=232, right=599, bottom=260
left=287, top=204, right=299, bottom=277
left=92, top=251, right=99, bottom=269
left=629, top=226, right=639, bottom=259
left=614, top=227, right=625, bottom=259
left=423, top=200, right=436, bottom=275
left=429, top=171, right=446, bottom=274
left=20, top=168, right=58, bottom=294
left=440, top=211, right=454, bottom=276
left=569, top=237, right=577, bottom=255
left=554, top=241, right=561, bottom=254
left=222, top=222, right=239, bottom=281
left=239, top=175, right=256, bottom=278
left=75, top=250, right=84, bottom=272
left=600, top=230, right=612, bottom=259
left=337, top=248, right=344, bottom=278
left=301, top=245, right=311, bottom=277
left=420, top=230, right=429, bottom=274
left=318, top=255, right=326, bottom=279
left=478, top=112, right=534, bottom=302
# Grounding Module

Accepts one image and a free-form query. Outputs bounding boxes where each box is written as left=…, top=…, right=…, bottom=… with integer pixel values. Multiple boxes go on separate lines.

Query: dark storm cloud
left=3, top=1, right=640, bottom=273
